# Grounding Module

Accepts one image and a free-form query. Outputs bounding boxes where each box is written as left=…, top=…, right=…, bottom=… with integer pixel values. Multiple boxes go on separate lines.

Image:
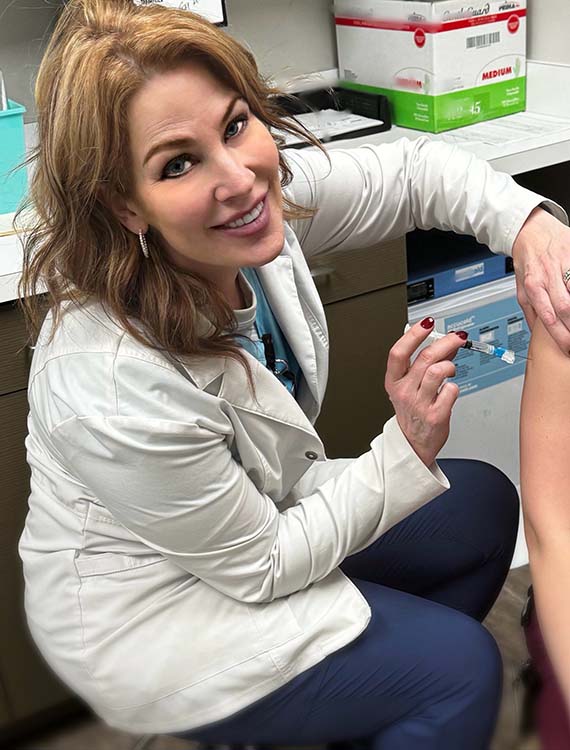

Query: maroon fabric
left=524, top=602, right=570, bottom=749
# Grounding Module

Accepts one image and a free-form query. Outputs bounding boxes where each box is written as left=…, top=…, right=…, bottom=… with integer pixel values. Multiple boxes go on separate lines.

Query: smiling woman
left=113, top=64, right=285, bottom=306
left=16, top=0, right=566, bottom=747
left=18, top=0, right=317, bottom=366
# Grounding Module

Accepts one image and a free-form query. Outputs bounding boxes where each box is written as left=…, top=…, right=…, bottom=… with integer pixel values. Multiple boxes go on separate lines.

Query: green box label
left=341, top=78, right=527, bottom=133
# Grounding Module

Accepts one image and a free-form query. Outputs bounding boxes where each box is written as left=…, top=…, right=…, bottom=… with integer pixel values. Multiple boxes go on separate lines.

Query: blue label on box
left=444, top=296, right=529, bottom=396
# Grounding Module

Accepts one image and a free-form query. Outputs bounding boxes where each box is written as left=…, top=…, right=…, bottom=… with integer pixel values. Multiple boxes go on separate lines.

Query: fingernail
left=455, top=331, right=468, bottom=340
left=420, top=317, right=435, bottom=329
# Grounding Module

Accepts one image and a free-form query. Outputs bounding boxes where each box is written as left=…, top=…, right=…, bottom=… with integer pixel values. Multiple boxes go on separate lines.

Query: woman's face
left=122, top=63, right=284, bottom=290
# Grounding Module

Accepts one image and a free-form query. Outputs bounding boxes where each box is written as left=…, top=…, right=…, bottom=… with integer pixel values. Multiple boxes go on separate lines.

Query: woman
left=16, top=0, right=566, bottom=747
left=520, top=320, right=570, bottom=746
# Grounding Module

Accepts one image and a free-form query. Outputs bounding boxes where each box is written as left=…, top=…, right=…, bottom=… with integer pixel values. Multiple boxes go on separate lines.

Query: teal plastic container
left=0, top=99, right=27, bottom=214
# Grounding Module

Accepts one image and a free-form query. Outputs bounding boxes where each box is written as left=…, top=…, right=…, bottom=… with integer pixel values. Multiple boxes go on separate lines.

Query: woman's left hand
left=512, top=207, right=570, bottom=355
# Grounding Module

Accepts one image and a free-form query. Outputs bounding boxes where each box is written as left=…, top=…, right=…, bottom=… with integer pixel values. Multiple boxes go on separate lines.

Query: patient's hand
left=512, top=207, right=570, bottom=356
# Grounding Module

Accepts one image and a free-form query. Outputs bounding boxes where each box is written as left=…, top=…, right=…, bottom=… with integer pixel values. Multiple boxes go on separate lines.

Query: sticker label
left=455, top=262, right=485, bottom=283
left=443, top=296, right=529, bottom=395
left=133, top=0, right=225, bottom=24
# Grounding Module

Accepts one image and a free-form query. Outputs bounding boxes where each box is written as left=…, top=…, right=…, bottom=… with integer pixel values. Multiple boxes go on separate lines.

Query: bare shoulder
left=526, top=321, right=570, bottom=393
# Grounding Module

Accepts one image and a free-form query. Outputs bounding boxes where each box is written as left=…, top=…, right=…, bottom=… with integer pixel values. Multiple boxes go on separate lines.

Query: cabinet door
left=0, top=679, right=10, bottom=726
left=0, top=302, right=31, bottom=397
left=310, top=238, right=408, bottom=459
left=315, top=283, right=407, bottom=458
left=0, top=389, right=71, bottom=725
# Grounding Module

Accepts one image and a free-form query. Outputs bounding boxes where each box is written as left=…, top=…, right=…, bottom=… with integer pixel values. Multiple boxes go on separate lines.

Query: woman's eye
left=162, top=155, right=193, bottom=179
left=225, top=115, right=248, bottom=140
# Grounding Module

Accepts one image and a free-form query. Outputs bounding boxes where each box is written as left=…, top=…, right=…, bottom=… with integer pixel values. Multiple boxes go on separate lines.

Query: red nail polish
left=420, top=317, right=435, bottom=329
left=455, top=330, right=468, bottom=340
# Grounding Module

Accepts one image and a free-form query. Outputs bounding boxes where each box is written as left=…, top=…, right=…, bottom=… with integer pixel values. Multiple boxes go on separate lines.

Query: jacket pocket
left=74, top=552, right=304, bottom=707
left=75, top=552, right=171, bottom=655
left=75, top=551, right=165, bottom=577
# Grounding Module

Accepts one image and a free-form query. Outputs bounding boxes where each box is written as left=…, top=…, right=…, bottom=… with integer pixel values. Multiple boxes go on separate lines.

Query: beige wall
left=226, top=0, right=336, bottom=86
left=527, top=0, right=570, bottom=64
left=0, top=0, right=337, bottom=122
left=0, top=0, right=59, bottom=122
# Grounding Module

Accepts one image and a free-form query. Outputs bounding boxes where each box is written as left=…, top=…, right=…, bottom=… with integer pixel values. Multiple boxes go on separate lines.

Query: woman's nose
left=213, top=151, right=256, bottom=203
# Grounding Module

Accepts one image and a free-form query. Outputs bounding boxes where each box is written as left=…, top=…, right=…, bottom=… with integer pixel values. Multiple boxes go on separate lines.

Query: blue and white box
left=408, top=275, right=530, bottom=566
left=0, top=100, right=27, bottom=215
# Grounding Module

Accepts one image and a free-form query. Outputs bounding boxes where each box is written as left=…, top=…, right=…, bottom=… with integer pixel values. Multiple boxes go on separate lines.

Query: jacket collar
left=174, top=348, right=321, bottom=440
left=175, top=231, right=321, bottom=421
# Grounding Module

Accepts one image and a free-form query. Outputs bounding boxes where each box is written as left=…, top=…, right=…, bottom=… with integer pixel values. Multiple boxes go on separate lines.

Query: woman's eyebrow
left=142, top=95, right=244, bottom=167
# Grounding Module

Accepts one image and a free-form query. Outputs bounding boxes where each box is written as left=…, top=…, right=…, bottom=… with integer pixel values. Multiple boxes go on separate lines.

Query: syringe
left=404, top=324, right=517, bottom=364
left=463, top=338, right=515, bottom=364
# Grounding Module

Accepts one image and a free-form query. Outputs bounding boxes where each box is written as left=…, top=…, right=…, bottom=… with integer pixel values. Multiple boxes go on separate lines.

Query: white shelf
left=2, top=60, right=570, bottom=305
left=0, top=232, right=23, bottom=304
left=325, top=61, right=570, bottom=175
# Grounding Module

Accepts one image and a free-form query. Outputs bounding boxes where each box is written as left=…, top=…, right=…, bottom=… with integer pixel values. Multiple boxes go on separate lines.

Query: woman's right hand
left=384, top=318, right=466, bottom=467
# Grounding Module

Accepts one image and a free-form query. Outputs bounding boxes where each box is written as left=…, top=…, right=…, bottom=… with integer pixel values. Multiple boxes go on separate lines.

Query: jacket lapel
left=175, top=348, right=319, bottom=438
left=256, top=254, right=320, bottom=410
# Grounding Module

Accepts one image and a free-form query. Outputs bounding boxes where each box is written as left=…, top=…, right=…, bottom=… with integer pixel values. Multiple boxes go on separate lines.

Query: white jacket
left=19, top=138, right=553, bottom=734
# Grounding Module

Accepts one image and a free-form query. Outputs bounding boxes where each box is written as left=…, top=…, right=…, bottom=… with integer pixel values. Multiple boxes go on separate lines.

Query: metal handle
left=310, top=266, right=334, bottom=280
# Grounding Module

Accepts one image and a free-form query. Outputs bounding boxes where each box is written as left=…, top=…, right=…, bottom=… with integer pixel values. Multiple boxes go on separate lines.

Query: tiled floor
left=12, top=567, right=541, bottom=750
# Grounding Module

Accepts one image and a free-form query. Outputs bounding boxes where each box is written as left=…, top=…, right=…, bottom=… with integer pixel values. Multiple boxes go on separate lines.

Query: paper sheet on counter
left=0, top=232, right=23, bottom=277
left=440, top=111, right=570, bottom=159
left=0, top=211, right=16, bottom=236
left=281, top=110, right=385, bottom=148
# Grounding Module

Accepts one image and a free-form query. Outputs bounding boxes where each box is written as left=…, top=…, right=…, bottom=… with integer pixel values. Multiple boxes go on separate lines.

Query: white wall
left=0, top=0, right=59, bottom=122
left=226, top=0, right=337, bottom=86
left=0, top=0, right=337, bottom=121
left=527, top=0, right=570, bottom=65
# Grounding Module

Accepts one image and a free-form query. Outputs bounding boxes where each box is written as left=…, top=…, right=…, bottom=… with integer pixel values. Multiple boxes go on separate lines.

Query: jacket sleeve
left=284, top=137, right=564, bottom=259
left=49, top=360, right=448, bottom=605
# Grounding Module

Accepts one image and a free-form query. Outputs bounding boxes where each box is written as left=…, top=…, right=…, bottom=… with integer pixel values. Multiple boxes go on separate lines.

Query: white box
left=408, top=276, right=530, bottom=566
left=334, top=0, right=527, bottom=132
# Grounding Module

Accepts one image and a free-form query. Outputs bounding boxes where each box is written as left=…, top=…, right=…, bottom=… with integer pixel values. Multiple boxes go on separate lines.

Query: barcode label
left=466, top=32, right=501, bottom=48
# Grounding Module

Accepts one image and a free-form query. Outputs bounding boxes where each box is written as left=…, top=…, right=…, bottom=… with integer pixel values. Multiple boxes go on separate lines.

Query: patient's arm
left=521, top=320, right=570, bottom=710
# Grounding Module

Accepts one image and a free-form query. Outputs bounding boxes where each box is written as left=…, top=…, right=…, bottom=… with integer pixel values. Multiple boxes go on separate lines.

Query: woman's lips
left=214, top=196, right=270, bottom=238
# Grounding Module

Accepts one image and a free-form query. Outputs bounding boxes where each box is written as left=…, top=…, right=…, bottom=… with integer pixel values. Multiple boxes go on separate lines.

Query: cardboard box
left=0, top=100, right=27, bottom=214
left=334, top=0, right=527, bottom=133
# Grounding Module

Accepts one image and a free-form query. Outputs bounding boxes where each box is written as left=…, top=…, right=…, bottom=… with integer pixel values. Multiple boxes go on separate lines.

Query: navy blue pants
left=180, top=459, right=519, bottom=749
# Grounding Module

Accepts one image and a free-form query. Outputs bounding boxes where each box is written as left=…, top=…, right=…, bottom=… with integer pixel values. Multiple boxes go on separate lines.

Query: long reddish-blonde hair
left=19, top=0, right=320, bottom=368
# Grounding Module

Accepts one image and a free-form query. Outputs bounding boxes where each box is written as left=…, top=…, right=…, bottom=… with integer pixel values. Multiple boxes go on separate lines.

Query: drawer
left=308, top=237, right=407, bottom=305
left=0, top=302, right=31, bottom=396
